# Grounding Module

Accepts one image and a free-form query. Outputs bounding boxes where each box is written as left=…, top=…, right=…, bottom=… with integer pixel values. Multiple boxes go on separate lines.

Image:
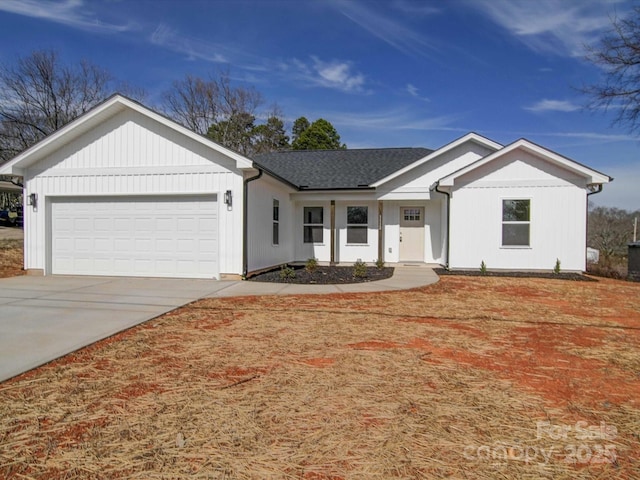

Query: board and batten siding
left=377, top=142, right=496, bottom=200
left=23, top=108, right=244, bottom=277
left=448, top=150, right=589, bottom=271
left=246, top=174, right=295, bottom=273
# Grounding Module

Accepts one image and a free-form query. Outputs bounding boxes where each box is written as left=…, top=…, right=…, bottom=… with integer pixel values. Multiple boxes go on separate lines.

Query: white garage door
left=51, top=195, right=218, bottom=279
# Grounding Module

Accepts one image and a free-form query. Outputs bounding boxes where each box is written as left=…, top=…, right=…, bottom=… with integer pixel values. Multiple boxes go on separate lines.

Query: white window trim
left=501, top=198, right=531, bottom=248
left=346, top=205, right=369, bottom=245
left=303, top=206, right=324, bottom=244
left=272, top=198, right=279, bottom=247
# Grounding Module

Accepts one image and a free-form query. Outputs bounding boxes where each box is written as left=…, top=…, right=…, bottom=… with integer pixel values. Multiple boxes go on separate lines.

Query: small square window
left=403, top=208, right=421, bottom=221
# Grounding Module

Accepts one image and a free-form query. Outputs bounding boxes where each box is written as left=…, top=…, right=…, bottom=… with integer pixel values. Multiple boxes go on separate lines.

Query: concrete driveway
left=0, top=267, right=438, bottom=383
left=0, top=275, right=235, bottom=382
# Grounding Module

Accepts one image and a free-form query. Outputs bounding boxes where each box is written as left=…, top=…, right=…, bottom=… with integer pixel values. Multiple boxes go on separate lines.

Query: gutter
left=434, top=181, right=451, bottom=269
left=242, top=168, right=263, bottom=278
left=585, top=184, right=603, bottom=269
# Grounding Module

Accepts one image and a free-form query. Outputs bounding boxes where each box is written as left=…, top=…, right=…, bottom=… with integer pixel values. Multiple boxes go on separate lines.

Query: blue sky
left=0, top=0, right=638, bottom=210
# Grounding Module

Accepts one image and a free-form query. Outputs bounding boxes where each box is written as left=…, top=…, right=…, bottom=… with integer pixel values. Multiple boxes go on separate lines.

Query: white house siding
left=246, top=174, right=295, bottom=272
left=381, top=199, right=444, bottom=264
left=334, top=201, right=379, bottom=263
left=23, top=108, right=244, bottom=277
left=448, top=150, right=588, bottom=271
left=377, top=141, right=496, bottom=200
left=293, top=200, right=332, bottom=263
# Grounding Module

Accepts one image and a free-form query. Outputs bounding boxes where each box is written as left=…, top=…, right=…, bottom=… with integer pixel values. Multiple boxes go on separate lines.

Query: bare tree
left=583, top=7, right=640, bottom=134
left=0, top=50, right=115, bottom=162
left=161, top=75, right=220, bottom=135
left=588, top=205, right=639, bottom=257
left=163, top=71, right=277, bottom=155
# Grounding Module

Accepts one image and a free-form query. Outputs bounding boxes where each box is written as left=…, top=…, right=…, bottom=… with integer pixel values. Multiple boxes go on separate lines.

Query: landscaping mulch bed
left=435, top=267, right=597, bottom=281
left=249, top=265, right=395, bottom=284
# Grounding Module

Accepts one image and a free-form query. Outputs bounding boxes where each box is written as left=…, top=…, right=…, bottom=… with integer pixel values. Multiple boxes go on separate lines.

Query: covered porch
left=291, top=193, right=447, bottom=266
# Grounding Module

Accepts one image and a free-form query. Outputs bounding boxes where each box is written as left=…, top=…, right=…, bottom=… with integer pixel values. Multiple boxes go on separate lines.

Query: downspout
left=434, top=182, right=451, bottom=270
left=243, top=168, right=263, bottom=279
left=586, top=184, right=603, bottom=270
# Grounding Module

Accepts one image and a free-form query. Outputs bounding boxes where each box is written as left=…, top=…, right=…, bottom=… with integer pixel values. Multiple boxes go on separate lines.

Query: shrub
left=375, top=258, right=385, bottom=269
left=353, top=259, right=368, bottom=278
left=553, top=259, right=561, bottom=275
left=279, top=265, right=296, bottom=281
left=587, top=255, right=628, bottom=279
left=480, top=260, right=487, bottom=275
left=305, top=257, right=319, bottom=274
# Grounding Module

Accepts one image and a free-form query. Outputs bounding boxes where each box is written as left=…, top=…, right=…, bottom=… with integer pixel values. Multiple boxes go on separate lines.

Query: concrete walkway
left=0, top=266, right=438, bottom=382
left=206, top=264, right=439, bottom=297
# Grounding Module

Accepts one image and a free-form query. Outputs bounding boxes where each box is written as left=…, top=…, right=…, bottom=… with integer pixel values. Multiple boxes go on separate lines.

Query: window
left=403, top=208, right=421, bottom=222
left=347, top=206, right=368, bottom=244
left=502, top=199, right=530, bottom=246
left=272, top=199, right=279, bottom=245
left=303, top=207, right=323, bottom=243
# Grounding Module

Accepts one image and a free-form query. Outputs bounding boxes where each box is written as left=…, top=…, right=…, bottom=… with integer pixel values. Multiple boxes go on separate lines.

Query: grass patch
left=0, top=238, right=24, bottom=278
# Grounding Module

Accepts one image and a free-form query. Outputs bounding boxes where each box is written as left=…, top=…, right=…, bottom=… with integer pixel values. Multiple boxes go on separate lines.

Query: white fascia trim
left=371, top=132, right=502, bottom=188
left=0, top=94, right=253, bottom=175
left=438, top=139, right=611, bottom=187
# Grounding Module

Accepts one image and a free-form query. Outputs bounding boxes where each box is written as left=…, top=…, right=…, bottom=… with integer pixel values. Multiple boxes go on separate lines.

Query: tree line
left=588, top=205, right=639, bottom=257
left=0, top=50, right=345, bottom=165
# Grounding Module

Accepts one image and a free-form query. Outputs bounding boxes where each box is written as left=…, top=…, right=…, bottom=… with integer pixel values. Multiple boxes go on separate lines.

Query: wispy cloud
left=468, top=0, right=619, bottom=56
left=524, top=99, right=581, bottom=113
left=0, top=0, right=133, bottom=33
left=286, top=57, right=367, bottom=93
left=329, top=0, right=437, bottom=57
left=320, top=108, right=464, bottom=132
left=392, top=0, right=441, bottom=16
left=545, top=131, right=636, bottom=142
left=150, top=24, right=229, bottom=64
left=406, top=83, right=430, bottom=102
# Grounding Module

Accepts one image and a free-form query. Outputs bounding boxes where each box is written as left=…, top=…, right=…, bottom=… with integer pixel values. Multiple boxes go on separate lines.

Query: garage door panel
left=51, top=195, right=218, bottom=279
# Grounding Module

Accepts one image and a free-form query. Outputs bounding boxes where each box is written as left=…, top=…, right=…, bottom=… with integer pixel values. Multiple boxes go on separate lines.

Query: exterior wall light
left=224, top=190, right=232, bottom=207
left=27, top=193, right=38, bottom=209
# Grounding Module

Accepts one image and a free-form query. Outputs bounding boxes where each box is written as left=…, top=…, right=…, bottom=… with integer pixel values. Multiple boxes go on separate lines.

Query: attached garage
left=0, top=95, right=253, bottom=279
left=50, top=195, right=218, bottom=279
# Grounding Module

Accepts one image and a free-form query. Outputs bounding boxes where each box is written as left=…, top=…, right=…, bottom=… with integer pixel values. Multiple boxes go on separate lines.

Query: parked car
left=0, top=205, right=23, bottom=227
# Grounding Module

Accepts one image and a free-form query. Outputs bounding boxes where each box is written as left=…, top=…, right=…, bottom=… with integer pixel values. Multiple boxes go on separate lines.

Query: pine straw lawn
left=1, top=276, right=639, bottom=479
left=0, top=239, right=24, bottom=278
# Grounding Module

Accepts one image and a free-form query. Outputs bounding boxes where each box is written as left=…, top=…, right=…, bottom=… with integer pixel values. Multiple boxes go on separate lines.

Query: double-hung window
left=303, top=207, right=323, bottom=243
left=502, top=199, right=530, bottom=247
left=347, top=206, right=368, bottom=244
left=272, top=199, right=279, bottom=246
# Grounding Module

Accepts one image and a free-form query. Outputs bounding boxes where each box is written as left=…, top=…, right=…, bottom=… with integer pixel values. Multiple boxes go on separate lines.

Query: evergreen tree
left=291, top=118, right=345, bottom=150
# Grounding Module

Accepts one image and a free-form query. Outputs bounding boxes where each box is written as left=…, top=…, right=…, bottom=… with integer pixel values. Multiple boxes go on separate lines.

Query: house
left=0, top=95, right=611, bottom=279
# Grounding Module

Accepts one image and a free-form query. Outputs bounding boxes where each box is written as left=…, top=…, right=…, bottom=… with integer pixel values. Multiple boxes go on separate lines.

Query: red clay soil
left=2, top=275, right=639, bottom=479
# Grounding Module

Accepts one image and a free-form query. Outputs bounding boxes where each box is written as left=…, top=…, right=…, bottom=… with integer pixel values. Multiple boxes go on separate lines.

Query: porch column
left=378, top=201, right=384, bottom=262
left=330, top=200, right=336, bottom=265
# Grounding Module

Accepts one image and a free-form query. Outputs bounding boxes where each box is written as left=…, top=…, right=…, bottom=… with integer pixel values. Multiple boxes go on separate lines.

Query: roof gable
left=371, top=132, right=502, bottom=187
left=438, top=138, right=612, bottom=187
left=0, top=94, right=253, bottom=176
left=253, top=147, right=433, bottom=190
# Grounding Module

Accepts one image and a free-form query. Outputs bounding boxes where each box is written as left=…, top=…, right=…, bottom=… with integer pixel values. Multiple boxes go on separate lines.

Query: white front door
left=399, top=207, right=424, bottom=262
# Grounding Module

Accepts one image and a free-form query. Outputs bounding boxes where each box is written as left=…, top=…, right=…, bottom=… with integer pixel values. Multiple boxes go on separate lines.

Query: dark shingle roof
left=253, top=148, right=433, bottom=190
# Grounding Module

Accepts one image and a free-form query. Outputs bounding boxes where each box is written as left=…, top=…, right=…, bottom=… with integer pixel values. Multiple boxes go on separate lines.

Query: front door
left=399, top=207, right=424, bottom=262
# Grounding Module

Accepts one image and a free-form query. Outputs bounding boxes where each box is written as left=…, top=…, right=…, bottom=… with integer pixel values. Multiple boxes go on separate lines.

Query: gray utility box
left=629, top=242, right=640, bottom=282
